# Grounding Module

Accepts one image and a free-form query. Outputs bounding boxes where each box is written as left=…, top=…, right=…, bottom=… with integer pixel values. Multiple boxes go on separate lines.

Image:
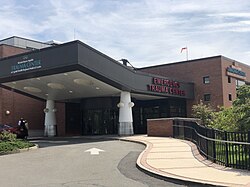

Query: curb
left=119, top=137, right=240, bottom=187
left=19, top=144, right=39, bottom=153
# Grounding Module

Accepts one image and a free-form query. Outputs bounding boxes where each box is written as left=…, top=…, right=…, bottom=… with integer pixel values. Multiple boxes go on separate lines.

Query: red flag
left=181, top=47, right=187, bottom=53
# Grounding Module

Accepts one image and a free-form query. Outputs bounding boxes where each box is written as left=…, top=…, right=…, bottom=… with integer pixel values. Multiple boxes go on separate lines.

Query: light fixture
left=5, top=110, right=10, bottom=115
left=47, top=83, right=65, bottom=89
left=117, top=102, right=124, bottom=108
left=24, top=86, right=42, bottom=93
left=73, top=79, right=89, bottom=85
left=128, top=102, right=135, bottom=108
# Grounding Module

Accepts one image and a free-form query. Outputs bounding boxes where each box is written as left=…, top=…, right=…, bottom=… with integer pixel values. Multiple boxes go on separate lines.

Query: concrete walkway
left=121, top=135, right=250, bottom=187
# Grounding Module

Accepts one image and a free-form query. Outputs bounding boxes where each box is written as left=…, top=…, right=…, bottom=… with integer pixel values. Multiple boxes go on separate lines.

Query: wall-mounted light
left=5, top=110, right=10, bottom=115
left=44, top=108, right=49, bottom=113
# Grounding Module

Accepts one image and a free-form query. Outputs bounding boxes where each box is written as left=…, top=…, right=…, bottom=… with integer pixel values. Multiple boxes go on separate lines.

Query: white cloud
left=1, top=0, right=250, bottom=66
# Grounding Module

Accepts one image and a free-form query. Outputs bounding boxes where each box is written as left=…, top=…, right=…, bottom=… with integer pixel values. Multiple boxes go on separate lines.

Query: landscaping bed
left=0, top=131, right=35, bottom=155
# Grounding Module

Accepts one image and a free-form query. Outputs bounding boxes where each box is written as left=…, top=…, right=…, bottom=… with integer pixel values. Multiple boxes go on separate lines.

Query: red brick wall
left=0, top=88, right=66, bottom=136
left=141, top=56, right=224, bottom=116
left=141, top=56, right=250, bottom=117
left=221, top=57, right=250, bottom=107
left=147, top=118, right=173, bottom=137
left=0, top=45, right=29, bottom=58
left=0, top=88, right=45, bottom=129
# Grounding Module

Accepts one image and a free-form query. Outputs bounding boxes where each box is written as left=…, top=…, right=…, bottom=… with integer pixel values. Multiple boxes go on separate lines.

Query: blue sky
left=1, top=0, right=250, bottom=67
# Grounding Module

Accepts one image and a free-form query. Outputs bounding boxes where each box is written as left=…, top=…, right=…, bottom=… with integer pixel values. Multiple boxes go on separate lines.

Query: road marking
left=85, top=148, right=105, bottom=155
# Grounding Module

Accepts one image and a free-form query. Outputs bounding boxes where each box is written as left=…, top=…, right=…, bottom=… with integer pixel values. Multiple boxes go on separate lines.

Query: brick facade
left=147, top=118, right=174, bottom=137
left=0, top=44, right=29, bottom=58
left=1, top=38, right=250, bottom=137
left=0, top=88, right=45, bottom=129
left=140, top=56, right=250, bottom=117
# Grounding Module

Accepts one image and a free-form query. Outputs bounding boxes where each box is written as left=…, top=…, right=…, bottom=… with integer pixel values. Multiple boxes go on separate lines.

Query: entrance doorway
left=65, top=97, right=187, bottom=136
left=82, top=109, right=118, bottom=135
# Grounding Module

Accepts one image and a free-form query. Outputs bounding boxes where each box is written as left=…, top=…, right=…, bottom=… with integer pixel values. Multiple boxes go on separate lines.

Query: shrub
left=0, top=131, right=34, bottom=155
left=0, top=131, right=17, bottom=142
left=0, top=140, right=34, bottom=155
left=192, top=100, right=215, bottom=126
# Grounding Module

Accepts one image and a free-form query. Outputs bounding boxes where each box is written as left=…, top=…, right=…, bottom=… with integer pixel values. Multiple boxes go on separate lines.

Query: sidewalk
left=120, top=135, right=250, bottom=187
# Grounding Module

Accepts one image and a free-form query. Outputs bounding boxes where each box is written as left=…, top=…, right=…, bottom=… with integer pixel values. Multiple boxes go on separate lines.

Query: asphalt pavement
left=0, top=137, right=186, bottom=187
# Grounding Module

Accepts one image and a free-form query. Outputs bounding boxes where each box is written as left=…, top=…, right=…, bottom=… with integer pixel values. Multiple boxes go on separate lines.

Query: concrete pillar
left=117, top=91, right=134, bottom=136
left=44, top=100, right=57, bottom=137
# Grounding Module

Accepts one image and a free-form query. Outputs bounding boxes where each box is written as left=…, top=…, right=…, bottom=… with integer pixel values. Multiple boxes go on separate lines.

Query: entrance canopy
left=0, top=41, right=194, bottom=101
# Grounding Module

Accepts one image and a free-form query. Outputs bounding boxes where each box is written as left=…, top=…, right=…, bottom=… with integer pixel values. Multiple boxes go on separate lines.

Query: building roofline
left=0, top=43, right=31, bottom=51
left=0, top=36, right=51, bottom=46
left=139, top=55, right=223, bottom=70
left=221, top=56, right=250, bottom=68
left=139, top=55, right=250, bottom=70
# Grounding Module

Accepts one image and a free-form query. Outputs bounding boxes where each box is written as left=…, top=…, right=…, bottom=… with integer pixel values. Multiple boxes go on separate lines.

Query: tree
left=211, top=107, right=239, bottom=131
left=233, top=85, right=250, bottom=131
left=192, top=100, right=215, bottom=126
left=192, top=85, right=250, bottom=132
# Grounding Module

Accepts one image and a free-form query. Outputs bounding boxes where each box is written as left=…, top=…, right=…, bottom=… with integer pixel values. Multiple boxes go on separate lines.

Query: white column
left=117, top=91, right=134, bottom=136
left=44, top=100, right=57, bottom=137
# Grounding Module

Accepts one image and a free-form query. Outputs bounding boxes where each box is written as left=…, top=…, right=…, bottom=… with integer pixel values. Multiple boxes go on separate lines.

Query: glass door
left=82, top=109, right=118, bottom=135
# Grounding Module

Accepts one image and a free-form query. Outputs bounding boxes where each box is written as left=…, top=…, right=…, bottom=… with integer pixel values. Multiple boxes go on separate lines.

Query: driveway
left=0, top=137, right=185, bottom=187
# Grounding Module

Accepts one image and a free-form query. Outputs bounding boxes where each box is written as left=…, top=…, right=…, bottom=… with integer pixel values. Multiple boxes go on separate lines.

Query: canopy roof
left=0, top=40, right=194, bottom=101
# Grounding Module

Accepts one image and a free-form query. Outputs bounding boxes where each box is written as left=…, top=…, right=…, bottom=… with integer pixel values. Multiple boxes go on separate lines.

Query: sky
left=1, top=0, right=250, bottom=67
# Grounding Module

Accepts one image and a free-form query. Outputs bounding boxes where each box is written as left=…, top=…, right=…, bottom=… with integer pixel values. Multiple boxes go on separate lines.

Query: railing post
left=212, top=129, right=216, bottom=162
left=248, top=131, right=250, bottom=170
left=205, top=128, right=209, bottom=159
left=225, top=131, right=229, bottom=167
left=183, top=121, right=186, bottom=139
left=173, top=120, right=176, bottom=138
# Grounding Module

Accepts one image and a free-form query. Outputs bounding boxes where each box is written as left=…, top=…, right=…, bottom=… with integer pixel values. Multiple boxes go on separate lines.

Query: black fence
left=173, top=119, right=250, bottom=170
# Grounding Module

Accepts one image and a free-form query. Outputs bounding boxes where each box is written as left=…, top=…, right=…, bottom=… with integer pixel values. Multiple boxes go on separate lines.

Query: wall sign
left=11, top=55, right=42, bottom=74
left=148, top=77, right=186, bottom=96
left=226, top=65, right=246, bottom=80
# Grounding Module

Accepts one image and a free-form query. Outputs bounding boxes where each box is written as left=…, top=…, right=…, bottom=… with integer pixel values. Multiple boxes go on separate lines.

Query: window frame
left=228, top=93, right=232, bottom=101
left=203, top=76, right=210, bottom=84
left=204, top=93, right=211, bottom=102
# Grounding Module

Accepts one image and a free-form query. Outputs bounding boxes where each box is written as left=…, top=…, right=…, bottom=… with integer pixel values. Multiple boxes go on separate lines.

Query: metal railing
left=173, top=119, right=250, bottom=170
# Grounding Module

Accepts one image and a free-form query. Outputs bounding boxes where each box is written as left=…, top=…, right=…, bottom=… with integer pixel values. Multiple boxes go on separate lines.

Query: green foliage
left=211, top=107, right=239, bottom=131
left=0, top=140, right=34, bottom=155
left=0, top=131, right=17, bottom=142
left=0, top=131, right=34, bottom=155
left=233, top=85, right=250, bottom=131
left=192, top=100, right=215, bottom=126
left=192, top=85, right=250, bottom=132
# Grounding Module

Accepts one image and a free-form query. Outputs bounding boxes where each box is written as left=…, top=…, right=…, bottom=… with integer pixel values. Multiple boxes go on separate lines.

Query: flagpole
left=181, top=47, right=189, bottom=61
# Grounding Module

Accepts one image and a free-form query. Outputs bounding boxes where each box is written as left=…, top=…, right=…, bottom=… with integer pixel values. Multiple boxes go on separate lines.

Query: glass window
left=228, top=76, right=231, bottom=83
left=204, top=94, right=211, bottom=101
left=203, top=76, right=210, bottom=84
left=229, top=94, right=232, bottom=101
left=236, top=79, right=245, bottom=87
